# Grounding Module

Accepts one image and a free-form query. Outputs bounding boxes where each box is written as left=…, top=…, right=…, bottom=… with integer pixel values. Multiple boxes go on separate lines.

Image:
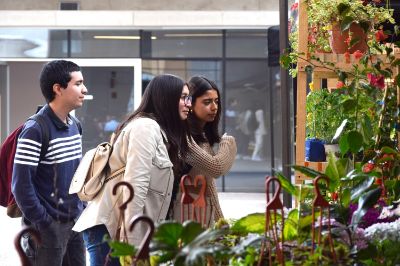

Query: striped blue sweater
left=11, top=105, right=84, bottom=229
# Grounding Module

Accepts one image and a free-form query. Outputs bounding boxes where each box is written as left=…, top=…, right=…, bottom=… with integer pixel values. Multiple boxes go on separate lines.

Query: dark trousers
left=21, top=218, right=86, bottom=266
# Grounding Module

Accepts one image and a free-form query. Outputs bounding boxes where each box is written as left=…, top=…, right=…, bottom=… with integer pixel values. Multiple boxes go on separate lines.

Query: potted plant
left=284, top=0, right=395, bottom=78
left=306, top=87, right=345, bottom=161
left=305, top=0, right=394, bottom=53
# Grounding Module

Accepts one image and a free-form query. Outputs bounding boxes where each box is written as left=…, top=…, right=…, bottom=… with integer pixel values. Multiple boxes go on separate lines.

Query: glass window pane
left=224, top=60, right=271, bottom=192
left=143, top=30, right=222, bottom=58
left=65, top=30, right=140, bottom=58
left=0, top=28, right=50, bottom=58
left=142, top=60, right=222, bottom=83
left=75, top=67, right=136, bottom=152
left=48, top=30, right=69, bottom=58
left=226, top=30, right=268, bottom=58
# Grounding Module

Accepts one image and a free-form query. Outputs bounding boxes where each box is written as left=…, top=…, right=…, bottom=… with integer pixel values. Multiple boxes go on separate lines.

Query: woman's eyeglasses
left=180, top=95, right=192, bottom=105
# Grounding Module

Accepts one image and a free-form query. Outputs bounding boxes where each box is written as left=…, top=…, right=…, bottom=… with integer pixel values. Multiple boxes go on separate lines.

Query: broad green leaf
left=324, top=153, right=340, bottom=191
left=341, top=187, right=351, bottom=208
left=276, top=171, right=298, bottom=196
left=231, top=213, right=265, bottom=234
left=339, top=132, right=350, bottom=155
left=380, top=146, right=398, bottom=155
left=152, top=221, right=183, bottom=247
left=292, top=165, right=323, bottom=178
left=108, top=241, right=136, bottom=257
left=360, top=116, right=374, bottom=145
left=284, top=209, right=299, bottom=241
left=181, top=221, right=204, bottom=245
left=347, top=131, right=363, bottom=153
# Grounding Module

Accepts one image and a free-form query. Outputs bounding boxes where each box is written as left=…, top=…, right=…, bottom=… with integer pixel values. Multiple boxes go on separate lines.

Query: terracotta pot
left=329, top=22, right=368, bottom=54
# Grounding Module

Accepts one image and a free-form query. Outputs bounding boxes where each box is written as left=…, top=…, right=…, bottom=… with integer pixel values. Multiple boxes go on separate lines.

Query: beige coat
left=173, top=135, right=237, bottom=227
left=73, top=117, right=174, bottom=246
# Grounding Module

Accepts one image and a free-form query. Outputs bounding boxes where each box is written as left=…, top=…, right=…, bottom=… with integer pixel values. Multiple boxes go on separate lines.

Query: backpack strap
left=28, top=114, right=49, bottom=161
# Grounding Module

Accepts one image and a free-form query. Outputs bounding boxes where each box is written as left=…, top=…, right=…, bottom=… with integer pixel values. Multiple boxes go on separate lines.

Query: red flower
left=353, top=50, right=363, bottom=60
left=375, top=177, right=383, bottom=186
left=362, top=162, right=375, bottom=173
left=367, top=73, right=385, bottom=89
left=332, top=192, right=339, bottom=201
left=363, top=163, right=375, bottom=173
left=375, top=29, right=388, bottom=42
left=336, top=81, right=345, bottom=89
left=291, top=2, right=298, bottom=11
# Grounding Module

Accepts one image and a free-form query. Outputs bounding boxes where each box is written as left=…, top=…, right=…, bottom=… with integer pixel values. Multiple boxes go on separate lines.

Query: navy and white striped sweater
left=11, top=105, right=84, bottom=229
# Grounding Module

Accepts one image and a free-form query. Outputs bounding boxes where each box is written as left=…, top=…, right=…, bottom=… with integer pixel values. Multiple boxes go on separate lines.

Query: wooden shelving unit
left=294, top=0, right=400, bottom=185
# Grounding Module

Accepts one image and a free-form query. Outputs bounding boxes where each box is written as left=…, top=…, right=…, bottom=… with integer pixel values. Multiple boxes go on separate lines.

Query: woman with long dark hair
left=174, top=76, right=237, bottom=227
left=73, top=74, right=192, bottom=266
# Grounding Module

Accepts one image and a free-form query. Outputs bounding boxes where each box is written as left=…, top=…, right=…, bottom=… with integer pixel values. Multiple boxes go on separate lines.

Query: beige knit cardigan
left=173, top=135, right=237, bottom=226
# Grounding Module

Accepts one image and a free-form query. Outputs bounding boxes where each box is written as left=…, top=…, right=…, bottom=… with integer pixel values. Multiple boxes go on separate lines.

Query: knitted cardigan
left=177, top=135, right=237, bottom=225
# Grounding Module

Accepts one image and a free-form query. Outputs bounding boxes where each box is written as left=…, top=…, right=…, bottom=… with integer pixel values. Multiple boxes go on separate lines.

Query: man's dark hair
left=40, top=60, right=81, bottom=103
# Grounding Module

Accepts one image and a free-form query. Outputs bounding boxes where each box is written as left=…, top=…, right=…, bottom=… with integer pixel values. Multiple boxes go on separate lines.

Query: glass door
left=72, top=59, right=142, bottom=152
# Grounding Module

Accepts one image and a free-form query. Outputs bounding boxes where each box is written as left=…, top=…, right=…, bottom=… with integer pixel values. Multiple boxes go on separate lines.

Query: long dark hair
left=188, top=76, right=221, bottom=146
left=115, top=74, right=190, bottom=174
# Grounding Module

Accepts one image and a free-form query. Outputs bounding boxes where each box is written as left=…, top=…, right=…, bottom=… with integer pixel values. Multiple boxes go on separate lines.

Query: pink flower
left=336, top=81, right=345, bottom=89
left=291, top=2, right=298, bottom=11
left=367, top=73, right=385, bottom=90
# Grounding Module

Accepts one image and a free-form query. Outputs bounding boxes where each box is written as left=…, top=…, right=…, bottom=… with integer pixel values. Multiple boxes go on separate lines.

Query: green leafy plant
left=306, top=87, right=345, bottom=143
left=284, top=0, right=395, bottom=77
left=306, top=0, right=394, bottom=52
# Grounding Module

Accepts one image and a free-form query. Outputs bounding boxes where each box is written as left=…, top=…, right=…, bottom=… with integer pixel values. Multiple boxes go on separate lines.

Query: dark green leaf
left=342, top=99, right=357, bottom=112
left=347, top=131, right=363, bottom=153
left=339, top=133, right=350, bottom=155
left=359, top=21, right=370, bottom=33
left=292, top=165, right=323, bottom=178
left=340, top=16, right=354, bottom=31
left=152, top=221, right=183, bottom=248
left=181, top=221, right=205, bottom=245
left=380, top=146, right=398, bottom=155
left=337, top=3, right=350, bottom=17
left=341, top=188, right=351, bottom=208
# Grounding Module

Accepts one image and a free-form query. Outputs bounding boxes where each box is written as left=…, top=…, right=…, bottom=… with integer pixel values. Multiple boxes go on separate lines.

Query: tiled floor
left=0, top=192, right=266, bottom=265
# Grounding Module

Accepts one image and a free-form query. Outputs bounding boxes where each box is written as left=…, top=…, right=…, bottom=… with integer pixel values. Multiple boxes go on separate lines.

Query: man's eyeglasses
left=180, top=95, right=192, bottom=105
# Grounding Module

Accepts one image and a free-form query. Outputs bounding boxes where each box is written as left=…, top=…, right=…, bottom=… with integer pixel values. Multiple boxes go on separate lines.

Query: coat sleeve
left=185, top=135, right=237, bottom=178
left=121, top=119, right=160, bottom=242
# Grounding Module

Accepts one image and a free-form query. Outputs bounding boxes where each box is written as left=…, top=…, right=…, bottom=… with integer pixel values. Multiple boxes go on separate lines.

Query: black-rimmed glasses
left=180, top=95, right=192, bottom=105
